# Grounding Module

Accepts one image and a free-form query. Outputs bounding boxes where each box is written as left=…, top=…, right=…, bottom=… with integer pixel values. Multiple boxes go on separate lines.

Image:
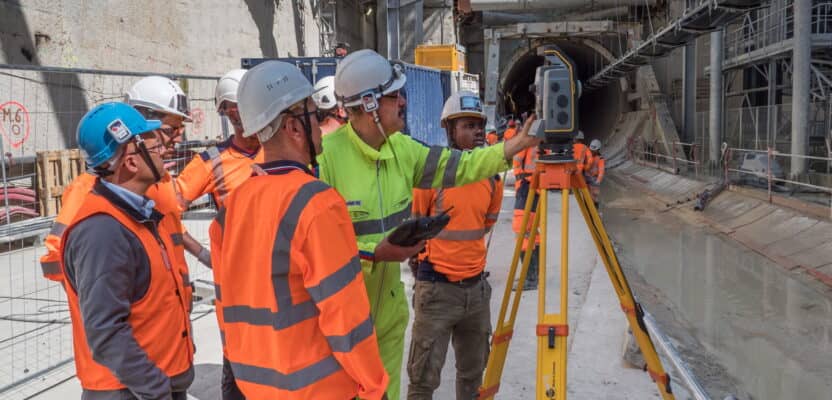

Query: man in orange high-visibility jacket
left=502, top=118, right=518, bottom=141
left=585, top=139, right=606, bottom=207
left=41, top=76, right=202, bottom=297
left=512, top=144, right=540, bottom=291
left=210, top=61, right=389, bottom=400
left=573, top=130, right=591, bottom=172
left=61, top=103, right=194, bottom=399
left=176, top=69, right=263, bottom=211
left=407, top=92, right=503, bottom=399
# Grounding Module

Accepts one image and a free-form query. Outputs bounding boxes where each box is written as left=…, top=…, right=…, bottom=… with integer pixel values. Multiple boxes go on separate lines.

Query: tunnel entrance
left=501, top=41, right=625, bottom=143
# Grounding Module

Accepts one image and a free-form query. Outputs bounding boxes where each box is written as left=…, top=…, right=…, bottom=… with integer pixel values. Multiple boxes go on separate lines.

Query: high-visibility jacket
left=320, top=117, right=344, bottom=136
left=42, top=172, right=193, bottom=309
left=486, top=132, right=498, bottom=145
left=573, top=142, right=590, bottom=172
left=40, top=173, right=96, bottom=281
left=175, top=137, right=263, bottom=209
left=412, top=175, right=503, bottom=281
left=512, top=146, right=537, bottom=189
left=60, top=189, right=193, bottom=391
left=317, top=122, right=510, bottom=400
left=585, top=153, right=606, bottom=184
left=502, top=127, right=517, bottom=141
left=209, top=160, right=389, bottom=400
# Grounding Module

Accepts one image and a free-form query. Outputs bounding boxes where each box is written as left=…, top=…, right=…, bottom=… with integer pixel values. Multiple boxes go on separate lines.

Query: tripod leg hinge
left=478, top=383, right=500, bottom=399
left=646, top=368, right=673, bottom=394
left=492, top=330, right=513, bottom=345
left=535, top=324, right=569, bottom=337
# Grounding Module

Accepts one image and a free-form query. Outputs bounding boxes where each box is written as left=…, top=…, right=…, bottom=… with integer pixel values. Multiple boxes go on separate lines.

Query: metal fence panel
left=0, top=65, right=220, bottom=398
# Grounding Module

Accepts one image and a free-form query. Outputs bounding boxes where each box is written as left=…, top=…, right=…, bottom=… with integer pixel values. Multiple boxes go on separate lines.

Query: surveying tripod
left=477, top=154, right=676, bottom=400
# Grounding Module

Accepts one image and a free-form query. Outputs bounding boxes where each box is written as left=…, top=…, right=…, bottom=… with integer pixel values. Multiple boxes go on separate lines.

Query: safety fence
left=724, top=147, right=832, bottom=208
left=628, top=138, right=703, bottom=177
left=0, top=64, right=222, bottom=399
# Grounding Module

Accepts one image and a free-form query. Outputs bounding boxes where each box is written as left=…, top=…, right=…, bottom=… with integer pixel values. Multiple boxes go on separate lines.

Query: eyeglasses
left=382, top=90, right=401, bottom=99
left=127, top=141, right=165, bottom=156
left=289, top=107, right=326, bottom=124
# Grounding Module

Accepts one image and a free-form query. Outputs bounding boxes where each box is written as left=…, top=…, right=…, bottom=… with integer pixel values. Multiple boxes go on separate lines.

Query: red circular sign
left=0, top=101, right=31, bottom=149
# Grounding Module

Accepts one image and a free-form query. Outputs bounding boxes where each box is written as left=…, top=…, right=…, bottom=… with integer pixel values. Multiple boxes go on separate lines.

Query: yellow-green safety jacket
left=317, top=122, right=510, bottom=399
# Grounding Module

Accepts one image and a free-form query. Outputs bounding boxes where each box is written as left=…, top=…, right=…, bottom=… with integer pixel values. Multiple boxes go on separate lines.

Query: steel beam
left=791, top=0, right=811, bottom=176
left=710, top=29, right=725, bottom=163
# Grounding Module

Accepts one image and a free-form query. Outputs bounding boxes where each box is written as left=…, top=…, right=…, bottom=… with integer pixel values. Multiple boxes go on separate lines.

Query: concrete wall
left=0, top=0, right=329, bottom=155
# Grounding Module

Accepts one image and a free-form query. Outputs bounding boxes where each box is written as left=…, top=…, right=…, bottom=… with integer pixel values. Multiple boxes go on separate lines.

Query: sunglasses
left=289, top=107, right=327, bottom=124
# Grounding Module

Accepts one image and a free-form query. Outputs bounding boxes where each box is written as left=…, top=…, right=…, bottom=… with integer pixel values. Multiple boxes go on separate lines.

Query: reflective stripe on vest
left=351, top=203, right=412, bottom=236
left=206, top=147, right=231, bottom=204
left=417, top=146, right=444, bottom=189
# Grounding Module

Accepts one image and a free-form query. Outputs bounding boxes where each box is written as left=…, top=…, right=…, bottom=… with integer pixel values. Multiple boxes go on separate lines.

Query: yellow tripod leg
left=535, top=189, right=569, bottom=399
left=572, top=182, right=675, bottom=400
left=479, top=178, right=543, bottom=399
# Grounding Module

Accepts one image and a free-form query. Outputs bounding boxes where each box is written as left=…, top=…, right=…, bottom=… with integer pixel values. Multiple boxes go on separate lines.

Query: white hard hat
left=237, top=61, right=315, bottom=139
left=440, top=91, right=486, bottom=127
left=312, top=76, right=337, bottom=110
left=215, top=69, right=246, bottom=111
left=125, top=76, right=192, bottom=121
left=335, top=49, right=406, bottom=108
left=575, top=130, right=585, bottom=140
left=590, top=139, right=602, bottom=151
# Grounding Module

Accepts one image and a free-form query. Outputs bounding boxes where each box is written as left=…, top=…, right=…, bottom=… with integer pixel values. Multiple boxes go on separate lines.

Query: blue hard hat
left=77, top=102, right=162, bottom=168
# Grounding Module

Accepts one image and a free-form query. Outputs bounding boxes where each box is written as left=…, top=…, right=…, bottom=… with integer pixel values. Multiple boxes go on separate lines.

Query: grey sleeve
left=65, top=215, right=172, bottom=400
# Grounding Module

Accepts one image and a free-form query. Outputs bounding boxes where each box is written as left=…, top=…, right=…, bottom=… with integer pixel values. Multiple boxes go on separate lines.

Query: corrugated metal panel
left=240, top=57, right=340, bottom=84
left=402, top=64, right=448, bottom=146
left=240, top=58, right=450, bottom=146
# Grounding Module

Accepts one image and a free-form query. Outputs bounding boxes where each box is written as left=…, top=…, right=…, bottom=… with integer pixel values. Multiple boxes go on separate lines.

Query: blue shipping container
left=402, top=64, right=448, bottom=146
left=240, top=58, right=449, bottom=146
left=241, top=57, right=339, bottom=84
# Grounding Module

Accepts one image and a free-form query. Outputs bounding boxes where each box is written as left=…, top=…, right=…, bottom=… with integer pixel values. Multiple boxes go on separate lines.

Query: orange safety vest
left=209, top=162, right=388, bottom=400
left=176, top=138, right=264, bottom=209
left=486, top=132, right=498, bottom=145
left=585, top=153, right=606, bottom=183
left=42, top=173, right=193, bottom=309
left=502, top=127, right=517, bottom=141
left=573, top=142, right=590, bottom=172
left=146, top=174, right=193, bottom=309
left=412, top=176, right=503, bottom=281
left=40, top=173, right=96, bottom=281
left=512, top=146, right=538, bottom=189
left=59, top=191, right=193, bottom=390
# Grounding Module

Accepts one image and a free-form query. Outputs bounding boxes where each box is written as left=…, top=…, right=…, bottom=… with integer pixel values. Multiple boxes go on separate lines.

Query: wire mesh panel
left=0, top=65, right=220, bottom=398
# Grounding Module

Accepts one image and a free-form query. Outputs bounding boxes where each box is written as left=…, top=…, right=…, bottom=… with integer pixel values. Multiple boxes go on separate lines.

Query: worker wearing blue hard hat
left=58, top=102, right=194, bottom=400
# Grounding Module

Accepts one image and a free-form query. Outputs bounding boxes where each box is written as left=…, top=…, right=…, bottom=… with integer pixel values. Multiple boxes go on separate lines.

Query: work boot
left=522, top=246, right=539, bottom=291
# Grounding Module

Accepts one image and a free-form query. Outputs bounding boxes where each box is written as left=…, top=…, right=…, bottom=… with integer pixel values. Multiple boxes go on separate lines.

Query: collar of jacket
left=258, top=159, right=313, bottom=176
left=92, top=178, right=165, bottom=224
left=345, top=121, right=396, bottom=161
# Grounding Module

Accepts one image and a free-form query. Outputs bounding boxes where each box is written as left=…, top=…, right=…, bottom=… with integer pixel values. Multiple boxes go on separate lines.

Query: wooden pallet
left=36, top=149, right=84, bottom=216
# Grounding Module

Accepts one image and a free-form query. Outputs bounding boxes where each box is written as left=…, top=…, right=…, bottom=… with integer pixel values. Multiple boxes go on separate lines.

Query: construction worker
left=318, top=48, right=540, bottom=400
left=209, top=60, right=389, bottom=400
left=39, top=76, right=203, bottom=308
left=502, top=118, right=518, bottom=141
left=407, top=91, right=502, bottom=399
left=173, top=69, right=258, bottom=400
left=512, top=144, right=540, bottom=291
left=573, top=130, right=591, bottom=172
left=485, top=124, right=498, bottom=145
left=175, top=69, right=263, bottom=210
left=335, top=42, right=349, bottom=57
left=61, top=102, right=194, bottom=399
left=311, top=76, right=347, bottom=135
left=585, top=139, right=606, bottom=206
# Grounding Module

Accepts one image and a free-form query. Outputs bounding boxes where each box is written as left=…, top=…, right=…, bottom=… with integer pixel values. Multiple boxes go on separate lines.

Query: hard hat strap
left=299, top=101, right=319, bottom=169
left=133, top=135, right=163, bottom=183
left=372, top=110, right=401, bottom=162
